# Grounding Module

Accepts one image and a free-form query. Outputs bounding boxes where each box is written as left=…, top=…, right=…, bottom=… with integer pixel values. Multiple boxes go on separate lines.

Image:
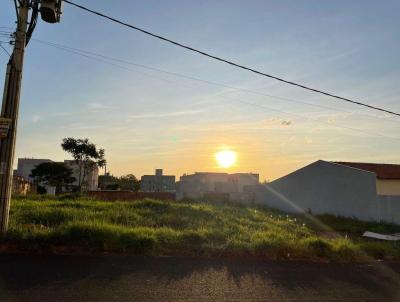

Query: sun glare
left=215, top=150, right=237, bottom=168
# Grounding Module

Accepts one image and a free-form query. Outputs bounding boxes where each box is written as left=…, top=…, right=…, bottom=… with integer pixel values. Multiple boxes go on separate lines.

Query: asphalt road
left=0, top=254, right=399, bottom=301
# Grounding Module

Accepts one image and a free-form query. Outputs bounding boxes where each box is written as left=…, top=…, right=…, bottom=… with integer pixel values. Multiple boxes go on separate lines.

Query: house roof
left=334, top=162, right=400, bottom=180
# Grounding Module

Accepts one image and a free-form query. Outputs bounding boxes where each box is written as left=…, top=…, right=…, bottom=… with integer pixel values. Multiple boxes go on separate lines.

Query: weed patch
left=3, top=198, right=399, bottom=261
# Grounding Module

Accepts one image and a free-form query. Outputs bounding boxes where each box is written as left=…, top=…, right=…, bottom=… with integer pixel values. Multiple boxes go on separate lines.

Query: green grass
left=315, top=214, right=400, bottom=236
left=3, top=196, right=400, bottom=261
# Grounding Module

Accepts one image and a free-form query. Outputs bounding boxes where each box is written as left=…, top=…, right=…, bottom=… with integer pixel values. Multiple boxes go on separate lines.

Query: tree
left=98, top=173, right=141, bottom=191
left=30, top=162, right=76, bottom=194
left=118, top=174, right=141, bottom=191
left=98, top=173, right=118, bottom=190
left=61, top=138, right=106, bottom=191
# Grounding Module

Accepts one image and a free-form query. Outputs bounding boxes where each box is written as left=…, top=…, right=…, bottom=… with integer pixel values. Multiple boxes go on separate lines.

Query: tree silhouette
left=61, top=138, right=106, bottom=191
left=30, top=162, right=76, bottom=194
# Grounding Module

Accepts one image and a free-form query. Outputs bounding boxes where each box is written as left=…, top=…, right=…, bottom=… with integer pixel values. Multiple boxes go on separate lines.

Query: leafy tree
left=30, top=162, right=76, bottom=194
left=61, top=138, right=106, bottom=191
left=98, top=173, right=118, bottom=190
left=118, top=174, right=141, bottom=191
left=105, top=183, right=120, bottom=190
left=98, top=173, right=141, bottom=191
left=36, top=185, right=47, bottom=195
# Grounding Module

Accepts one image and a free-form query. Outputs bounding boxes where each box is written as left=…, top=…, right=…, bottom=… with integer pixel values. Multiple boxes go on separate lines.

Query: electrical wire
left=32, top=39, right=348, bottom=113
left=26, top=1, right=38, bottom=46
left=32, top=38, right=398, bottom=124
left=32, top=38, right=400, bottom=142
left=216, top=93, right=399, bottom=141
left=0, top=44, right=11, bottom=57
left=13, top=0, right=19, bottom=19
left=63, top=0, right=400, bottom=118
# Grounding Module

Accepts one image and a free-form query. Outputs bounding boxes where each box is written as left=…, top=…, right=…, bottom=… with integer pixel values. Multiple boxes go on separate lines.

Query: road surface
left=0, top=254, right=399, bottom=301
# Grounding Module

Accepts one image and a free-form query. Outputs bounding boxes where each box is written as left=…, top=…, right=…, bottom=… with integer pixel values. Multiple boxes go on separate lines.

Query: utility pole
left=0, top=0, right=29, bottom=236
left=0, top=0, right=62, bottom=236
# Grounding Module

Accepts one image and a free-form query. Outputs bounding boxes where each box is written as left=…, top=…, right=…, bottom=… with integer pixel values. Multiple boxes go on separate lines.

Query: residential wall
left=16, top=158, right=53, bottom=181
left=140, top=175, right=175, bottom=192
left=253, top=160, right=384, bottom=222
left=376, top=195, right=400, bottom=224
left=12, top=175, right=34, bottom=195
left=176, top=172, right=259, bottom=200
left=64, top=160, right=99, bottom=191
left=177, top=173, right=229, bottom=199
left=376, top=179, right=400, bottom=196
left=229, top=173, right=260, bottom=192
left=140, top=169, right=175, bottom=192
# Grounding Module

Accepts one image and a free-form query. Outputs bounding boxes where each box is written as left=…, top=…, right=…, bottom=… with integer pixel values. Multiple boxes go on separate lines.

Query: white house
left=334, top=161, right=400, bottom=196
left=15, top=157, right=99, bottom=192
left=16, top=158, right=53, bottom=181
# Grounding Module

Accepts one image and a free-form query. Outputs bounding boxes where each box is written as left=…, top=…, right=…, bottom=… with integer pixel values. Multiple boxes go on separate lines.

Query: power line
left=32, top=39, right=349, bottom=113
left=217, top=94, right=400, bottom=141
left=0, top=44, right=11, bottom=57
left=32, top=38, right=400, bottom=142
left=32, top=38, right=398, bottom=124
left=63, top=0, right=400, bottom=118
left=32, top=39, right=180, bottom=84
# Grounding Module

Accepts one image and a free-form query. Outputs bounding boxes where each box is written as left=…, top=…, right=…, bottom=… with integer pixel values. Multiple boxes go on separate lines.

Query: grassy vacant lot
left=4, top=196, right=400, bottom=261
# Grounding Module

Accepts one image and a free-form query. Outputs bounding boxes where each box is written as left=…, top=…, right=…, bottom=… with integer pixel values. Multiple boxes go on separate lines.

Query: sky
left=1, top=0, right=399, bottom=181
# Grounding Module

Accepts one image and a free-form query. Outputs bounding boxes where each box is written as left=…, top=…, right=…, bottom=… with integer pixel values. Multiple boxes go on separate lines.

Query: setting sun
left=215, top=150, right=237, bottom=168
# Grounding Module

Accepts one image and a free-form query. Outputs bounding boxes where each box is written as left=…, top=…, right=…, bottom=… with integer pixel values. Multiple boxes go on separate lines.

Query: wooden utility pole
left=0, top=0, right=62, bottom=236
left=0, top=0, right=29, bottom=236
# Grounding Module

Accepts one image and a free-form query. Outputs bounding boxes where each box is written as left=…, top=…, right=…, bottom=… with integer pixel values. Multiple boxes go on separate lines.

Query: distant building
left=12, top=174, right=34, bottom=195
left=16, top=158, right=53, bottom=181
left=64, top=160, right=99, bottom=191
left=334, top=161, right=400, bottom=196
left=15, top=158, right=99, bottom=192
left=141, top=169, right=175, bottom=192
left=176, top=172, right=259, bottom=201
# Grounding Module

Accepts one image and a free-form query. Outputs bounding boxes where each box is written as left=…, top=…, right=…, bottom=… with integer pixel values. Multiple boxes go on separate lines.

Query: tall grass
left=4, top=197, right=400, bottom=261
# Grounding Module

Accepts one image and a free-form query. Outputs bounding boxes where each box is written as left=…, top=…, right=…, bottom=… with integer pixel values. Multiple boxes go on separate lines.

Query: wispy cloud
left=305, top=137, right=313, bottom=145
left=61, top=122, right=103, bottom=130
left=126, top=109, right=205, bottom=121
left=31, top=115, right=41, bottom=123
left=87, top=103, right=109, bottom=110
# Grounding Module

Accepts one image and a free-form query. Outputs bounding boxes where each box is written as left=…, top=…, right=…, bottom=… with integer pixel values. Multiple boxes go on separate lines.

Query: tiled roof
left=334, top=162, right=400, bottom=180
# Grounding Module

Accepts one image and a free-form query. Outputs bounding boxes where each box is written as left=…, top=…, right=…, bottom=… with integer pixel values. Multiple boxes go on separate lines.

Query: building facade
left=334, top=162, right=400, bottom=196
left=251, top=160, right=400, bottom=224
left=140, top=169, right=175, bottom=192
left=15, top=158, right=99, bottom=192
left=176, top=172, right=259, bottom=201
left=16, top=158, right=53, bottom=181
left=64, top=160, right=99, bottom=191
left=12, top=174, right=34, bottom=195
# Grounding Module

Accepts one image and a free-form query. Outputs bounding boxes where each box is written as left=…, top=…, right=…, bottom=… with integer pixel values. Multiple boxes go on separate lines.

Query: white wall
left=17, top=158, right=53, bottom=180
left=376, top=195, right=400, bottom=224
left=253, top=160, right=400, bottom=224
left=64, top=160, right=99, bottom=191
